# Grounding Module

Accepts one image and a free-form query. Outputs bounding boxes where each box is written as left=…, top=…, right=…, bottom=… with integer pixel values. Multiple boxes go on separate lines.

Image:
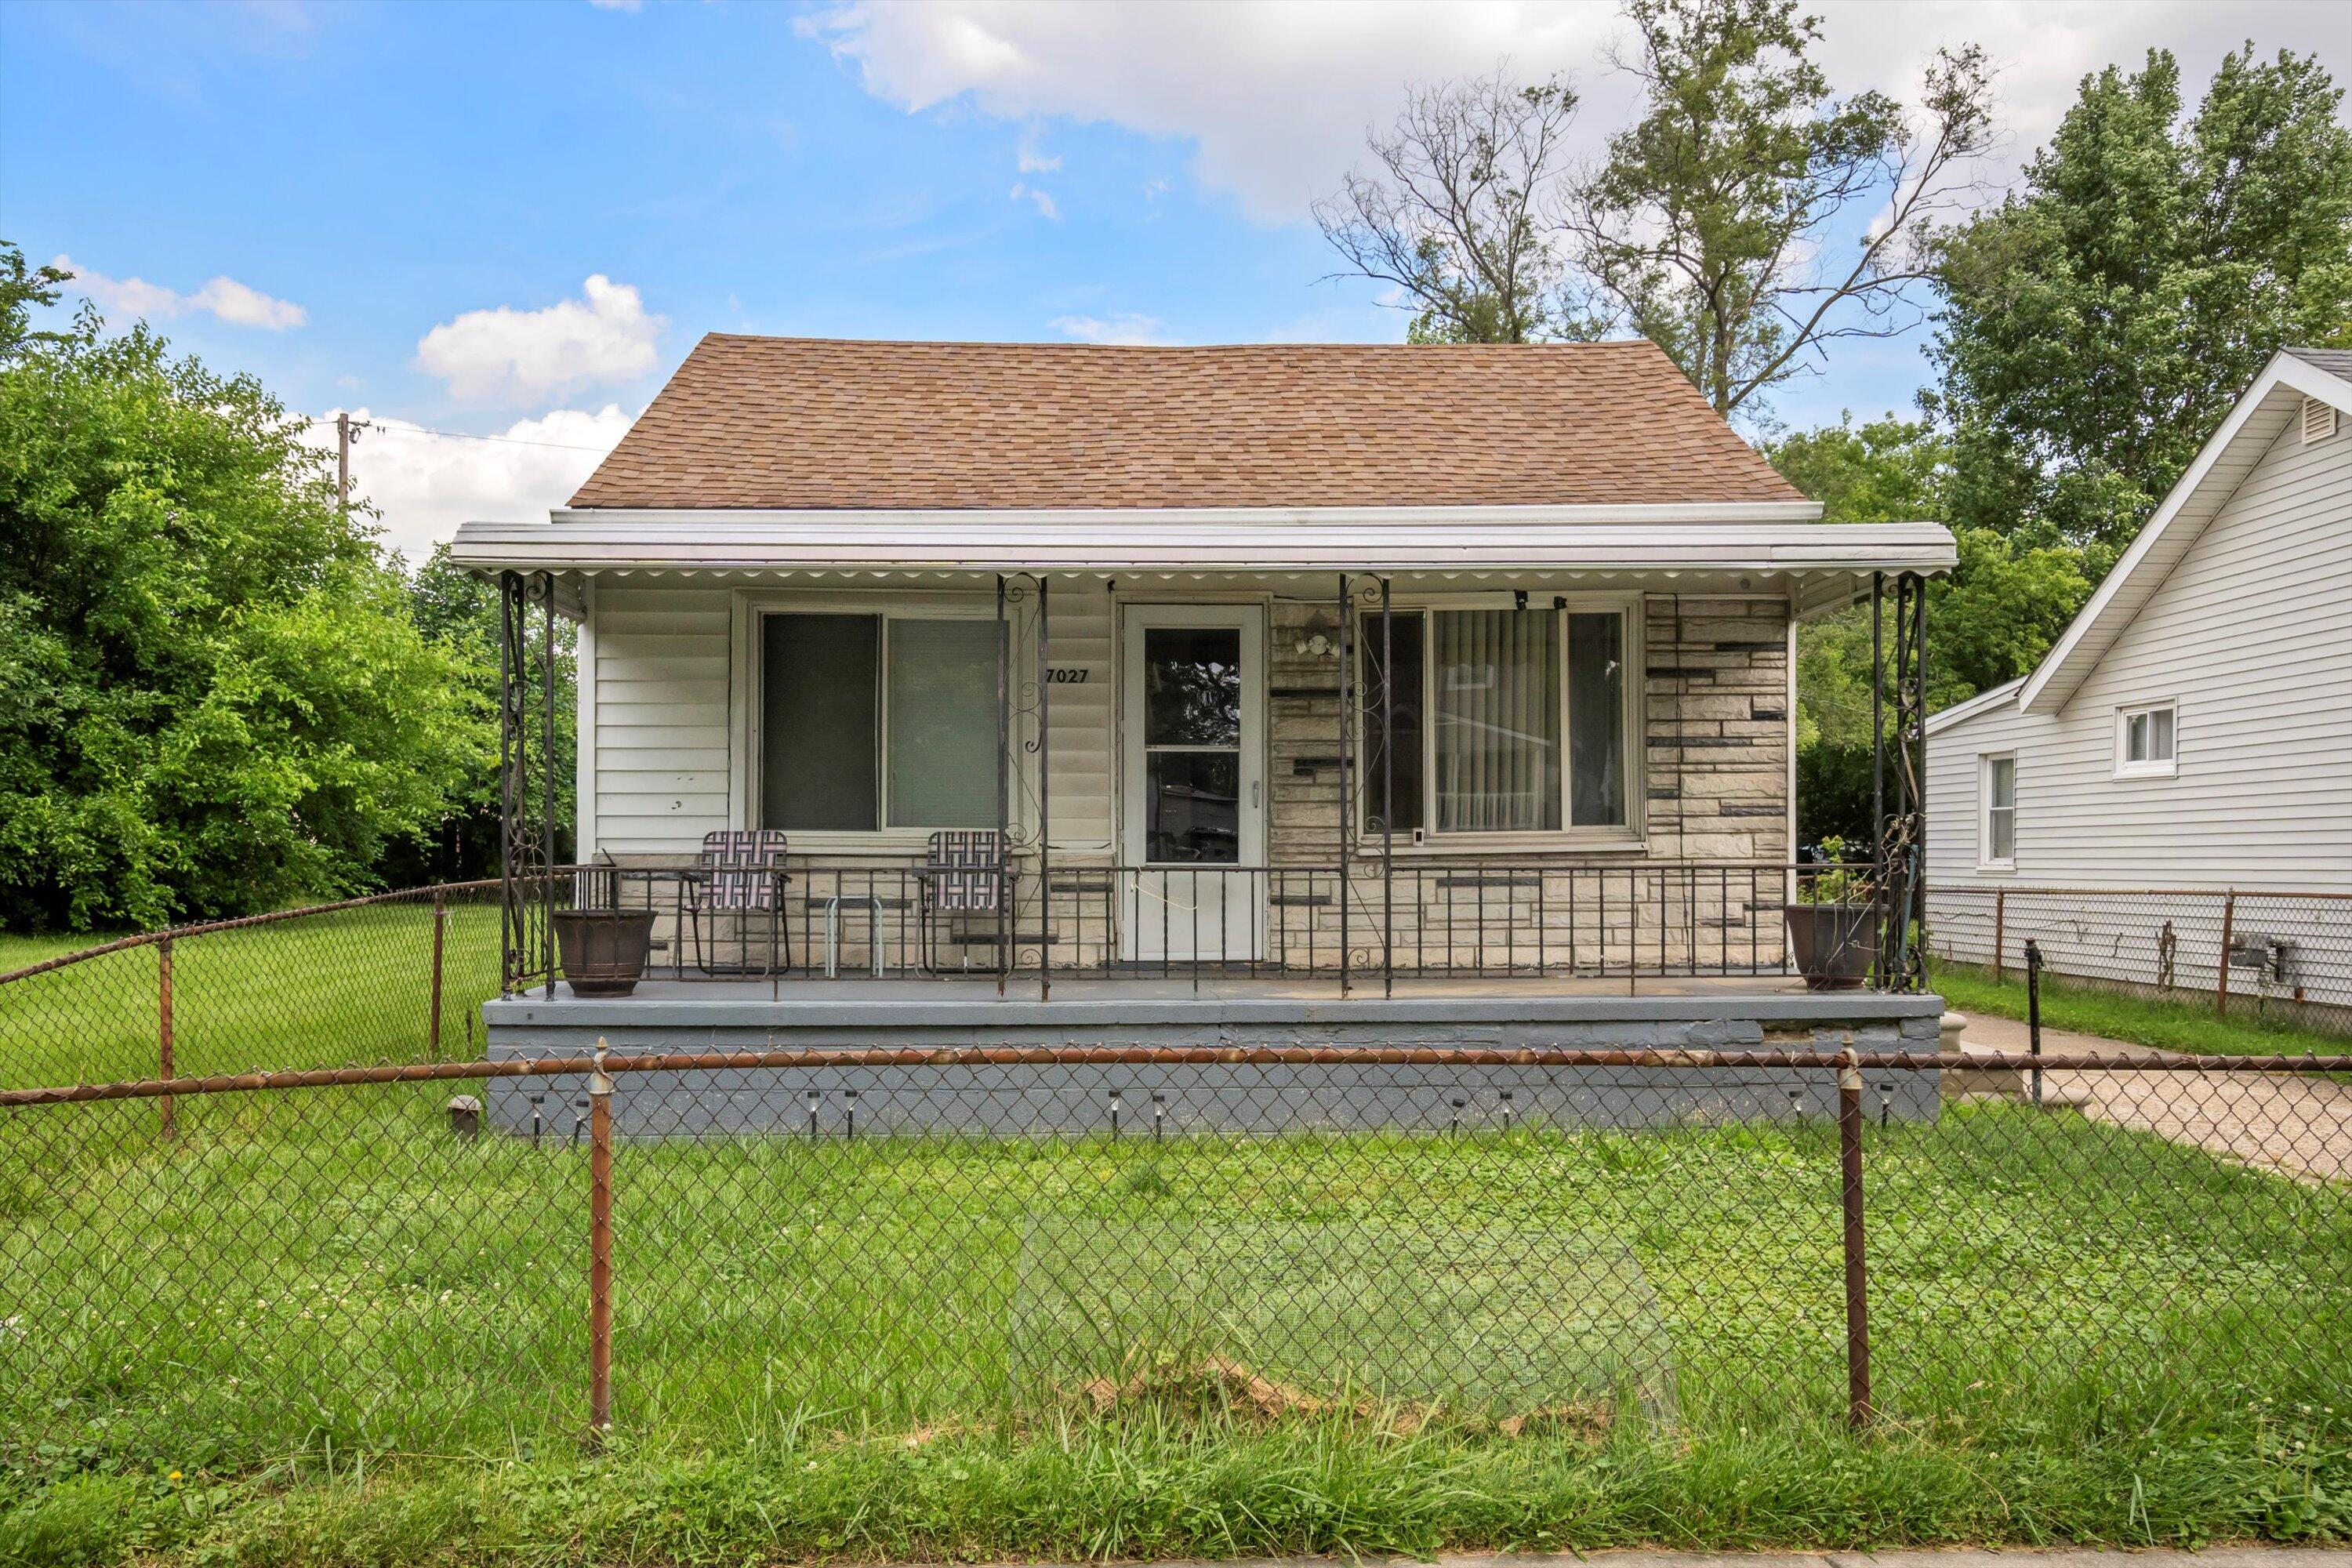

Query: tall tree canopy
left=1564, top=0, right=1993, bottom=417
left=1932, top=45, right=2352, bottom=550
left=0, top=245, right=490, bottom=930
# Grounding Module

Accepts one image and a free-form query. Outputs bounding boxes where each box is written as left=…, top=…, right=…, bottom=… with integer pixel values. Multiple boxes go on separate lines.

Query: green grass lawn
left=1933, top=960, right=2352, bottom=1057
left=3, top=920, right=2349, bottom=1562
left=3, top=1076, right=2347, bottom=1562
left=1, top=901, right=503, bottom=1089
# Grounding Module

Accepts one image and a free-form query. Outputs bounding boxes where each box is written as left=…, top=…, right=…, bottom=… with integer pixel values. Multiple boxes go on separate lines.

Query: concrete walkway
left=1958, top=1012, right=2352, bottom=1183
left=1141, top=1548, right=2351, bottom=1568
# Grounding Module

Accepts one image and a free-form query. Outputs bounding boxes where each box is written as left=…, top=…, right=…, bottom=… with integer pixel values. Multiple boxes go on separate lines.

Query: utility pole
left=336, top=412, right=352, bottom=518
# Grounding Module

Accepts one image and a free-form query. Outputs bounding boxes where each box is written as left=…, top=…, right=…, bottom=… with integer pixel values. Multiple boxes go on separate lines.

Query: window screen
left=886, top=619, right=1002, bottom=828
left=762, top=614, right=880, bottom=831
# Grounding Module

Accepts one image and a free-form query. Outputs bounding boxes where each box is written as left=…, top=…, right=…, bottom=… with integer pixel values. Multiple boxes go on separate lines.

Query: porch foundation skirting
left=478, top=989, right=1948, bottom=1135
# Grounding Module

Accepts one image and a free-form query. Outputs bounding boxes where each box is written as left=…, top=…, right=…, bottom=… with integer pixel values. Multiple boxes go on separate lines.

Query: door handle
left=1252, top=779, right=1261, bottom=809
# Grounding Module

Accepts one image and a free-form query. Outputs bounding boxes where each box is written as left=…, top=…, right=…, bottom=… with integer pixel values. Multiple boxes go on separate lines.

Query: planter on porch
left=554, top=909, right=658, bottom=997
left=1782, top=903, right=1880, bottom=991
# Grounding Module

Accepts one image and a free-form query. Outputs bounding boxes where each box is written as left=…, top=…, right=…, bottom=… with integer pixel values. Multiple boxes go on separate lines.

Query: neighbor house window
left=760, top=612, right=1001, bottom=833
left=1361, top=604, right=1628, bottom=837
left=2115, top=702, right=2176, bottom=778
left=1980, top=753, right=2016, bottom=868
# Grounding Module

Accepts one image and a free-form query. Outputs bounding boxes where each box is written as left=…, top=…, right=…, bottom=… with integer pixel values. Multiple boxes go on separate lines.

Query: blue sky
left=5, top=0, right=2345, bottom=557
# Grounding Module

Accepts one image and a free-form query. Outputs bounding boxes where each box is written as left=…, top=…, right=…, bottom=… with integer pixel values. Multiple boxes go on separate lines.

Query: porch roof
left=448, top=508, right=1954, bottom=615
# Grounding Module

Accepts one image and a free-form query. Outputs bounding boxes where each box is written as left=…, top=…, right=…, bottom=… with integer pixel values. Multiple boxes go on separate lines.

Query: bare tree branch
left=1315, top=65, right=1582, bottom=343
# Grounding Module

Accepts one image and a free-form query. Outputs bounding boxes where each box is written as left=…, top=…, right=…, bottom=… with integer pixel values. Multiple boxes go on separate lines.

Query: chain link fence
left=4, top=1043, right=2347, bottom=1479
left=1929, top=885, right=2352, bottom=1036
left=0, top=882, right=505, bottom=1091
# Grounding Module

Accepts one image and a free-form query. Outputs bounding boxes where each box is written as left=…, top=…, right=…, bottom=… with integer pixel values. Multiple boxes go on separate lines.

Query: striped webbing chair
left=685, top=829, right=790, bottom=975
left=916, top=829, right=1005, bottom=974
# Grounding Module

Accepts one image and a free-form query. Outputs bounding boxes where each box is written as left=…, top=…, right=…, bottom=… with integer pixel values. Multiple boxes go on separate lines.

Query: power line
left=300, top=416, right=619, bottom=454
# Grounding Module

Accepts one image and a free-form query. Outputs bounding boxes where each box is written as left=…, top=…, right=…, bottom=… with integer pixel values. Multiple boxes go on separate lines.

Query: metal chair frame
left=915, top=830, right=1006, bottom=975
left=682, top=829, right=791, bottom=976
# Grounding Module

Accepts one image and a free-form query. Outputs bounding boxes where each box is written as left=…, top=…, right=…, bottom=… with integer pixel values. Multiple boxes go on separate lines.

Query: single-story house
left=448, top=335, right=1954, bottom=1122
left=1924, top=347, right=2352, bottom=1017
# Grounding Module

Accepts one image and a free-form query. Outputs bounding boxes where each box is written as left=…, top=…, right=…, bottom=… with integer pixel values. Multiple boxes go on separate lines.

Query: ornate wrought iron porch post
left=1337, top=572, right=1351, bottom=998
left=499, top=570, right=521, bottom=996
left=541, top=571, right=557, bottom=1000
left=1871, top=572, right=1929, bottom=992
left=996, top=573, right=1010, bottom=996
left=1379, top=577, right=1394, bottom=999
left=1869, top=572, right=1886, bottom=989
left=498, top=569, right=558, bottom=998
left=1036, top=575, right=1051, bottom=1001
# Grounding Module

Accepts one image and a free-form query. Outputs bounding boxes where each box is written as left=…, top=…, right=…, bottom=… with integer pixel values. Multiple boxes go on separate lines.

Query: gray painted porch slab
left=480, top=978, right=1947, bottom=1136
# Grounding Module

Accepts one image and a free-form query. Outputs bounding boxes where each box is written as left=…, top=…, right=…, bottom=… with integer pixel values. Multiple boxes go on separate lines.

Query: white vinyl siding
left=586, top=579, right=1116, bottom=860
left=1927, top=419, right=2352, bottom=891
left=1044, top=581, right=1114, bottom=858
left=590, top=583, right=734, bottom=856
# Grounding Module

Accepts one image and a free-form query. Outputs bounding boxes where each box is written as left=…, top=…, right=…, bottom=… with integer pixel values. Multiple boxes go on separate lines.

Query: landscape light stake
left=586, top=1044, right=615, bottom=1443
left=2026, top=938, right=2044, bottom=1106
left=1151, top=1091, right=1165, bottom=1143
left=1838, top=1042, right=1872, bottom=1432
left=157, top=933, right=175, bottom=1138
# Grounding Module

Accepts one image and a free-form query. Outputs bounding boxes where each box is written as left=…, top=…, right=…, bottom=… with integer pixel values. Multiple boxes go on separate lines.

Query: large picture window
left=1362, top=604, right=1630, bottom=837
left=759, top=612, right=1001, bottom=833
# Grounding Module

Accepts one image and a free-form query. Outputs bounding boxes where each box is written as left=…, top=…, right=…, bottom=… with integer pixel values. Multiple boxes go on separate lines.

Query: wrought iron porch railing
left=528, top=859, right=1886, bottom=993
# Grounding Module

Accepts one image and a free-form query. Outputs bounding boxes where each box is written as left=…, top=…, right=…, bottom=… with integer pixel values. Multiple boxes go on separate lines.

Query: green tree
left=372, top=544, right=575, bottom=887
left=1932, top=45, right=2352, bottom=549
left=1564, top=0, right=1993, bottom=418
left=0, top=247, right=490, bottom=930
left=1767, top=415, right=2094, bottom=843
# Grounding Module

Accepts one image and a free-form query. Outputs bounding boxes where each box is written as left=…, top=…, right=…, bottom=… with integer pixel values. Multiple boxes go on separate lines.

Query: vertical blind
left=1432, top=610, right=1561, bottom=833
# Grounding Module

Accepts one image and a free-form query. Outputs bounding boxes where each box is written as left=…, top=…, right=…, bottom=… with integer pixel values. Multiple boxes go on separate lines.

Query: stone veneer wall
left=1250, top=593, right=1794, bottom=975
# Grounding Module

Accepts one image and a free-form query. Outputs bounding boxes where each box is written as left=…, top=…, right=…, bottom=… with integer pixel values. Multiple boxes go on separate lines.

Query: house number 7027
left=1046, top=668, right=1091, bottom=684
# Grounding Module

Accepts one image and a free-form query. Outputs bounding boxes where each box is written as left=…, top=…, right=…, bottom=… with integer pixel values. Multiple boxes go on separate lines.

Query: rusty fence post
left=1991, top=889, right=2005, bottom=983
left=157, top=933, right=176, bottom=1138
left=2216, top=889, right=2237, bottom=1019
left=1838, top=1042, right=1872, bottom=1432
left=429, top=890, right=448, bottom=1058
left=587, top=1043, right=615, bottom=1442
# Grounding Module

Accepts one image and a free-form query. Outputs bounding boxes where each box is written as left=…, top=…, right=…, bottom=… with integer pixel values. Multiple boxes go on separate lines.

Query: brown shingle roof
left=569, top=335, right=1805, bottom=510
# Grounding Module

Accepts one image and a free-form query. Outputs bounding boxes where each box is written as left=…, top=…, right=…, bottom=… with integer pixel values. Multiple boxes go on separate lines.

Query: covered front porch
left=466, top=543, right=1936, bottom=1007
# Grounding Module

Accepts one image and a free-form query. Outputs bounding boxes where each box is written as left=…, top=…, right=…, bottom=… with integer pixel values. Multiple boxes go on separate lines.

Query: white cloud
left=806, top=1, right=2350, bottom=222
left=414, top=275, right=664, bottom=405
left=1008, top=181, right=1060, bottom=220
left=307, top=405, right=634, bottom=562
left=1051, top=311, right=1180, bottom=345
left=587, top=0, right=642, bottom=10
left=53, top=254, right=308, bottom=329
left=1015, top=124, right=1062, bottom=172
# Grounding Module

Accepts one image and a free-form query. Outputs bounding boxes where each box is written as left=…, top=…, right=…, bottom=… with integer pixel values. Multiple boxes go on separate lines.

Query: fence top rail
left=0, top=877, right=531, bottom=988
left=3, top=1043, right=2339, bottom=1110
left=1944, top=884, right=2352, bottom=902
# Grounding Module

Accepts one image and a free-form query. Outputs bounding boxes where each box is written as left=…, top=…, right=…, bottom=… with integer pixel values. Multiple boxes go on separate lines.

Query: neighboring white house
left=1923, top=348, right=2352, bottom=1012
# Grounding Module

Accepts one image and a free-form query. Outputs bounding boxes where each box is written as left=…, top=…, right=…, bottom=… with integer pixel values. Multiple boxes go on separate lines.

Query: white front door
left=1120, top=605, right=1267, bottom=964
